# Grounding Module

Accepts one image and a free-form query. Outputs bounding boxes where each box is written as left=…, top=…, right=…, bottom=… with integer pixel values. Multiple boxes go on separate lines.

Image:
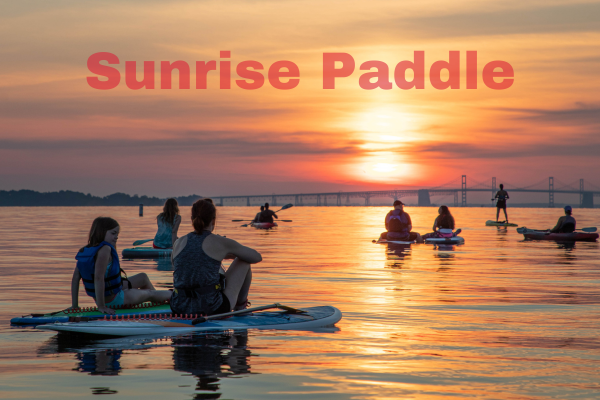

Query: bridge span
left=212, top=176, right=599, bottom=208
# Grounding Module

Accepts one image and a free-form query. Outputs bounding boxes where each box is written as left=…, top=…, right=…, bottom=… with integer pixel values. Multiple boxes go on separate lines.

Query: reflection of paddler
left=173, top=332, right=252, bottom=398
left=380, top=200, right=423, bottom=243
left=494, top=184, right=510, bottom=223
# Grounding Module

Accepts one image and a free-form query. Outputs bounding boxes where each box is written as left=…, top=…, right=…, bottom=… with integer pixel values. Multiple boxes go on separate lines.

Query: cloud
left=0, top=130, right=362, bottom=157
left=497, top=103, right=600, bottom=126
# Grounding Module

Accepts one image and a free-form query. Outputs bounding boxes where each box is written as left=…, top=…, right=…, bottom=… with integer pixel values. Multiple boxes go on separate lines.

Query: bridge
left=212, top=176, right=600, bottom=208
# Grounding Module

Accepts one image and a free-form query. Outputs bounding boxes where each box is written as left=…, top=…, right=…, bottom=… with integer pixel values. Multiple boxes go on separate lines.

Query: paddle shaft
left=133, top=238, right=154, bottom=246
left=192, top=303, right=304, bottom=325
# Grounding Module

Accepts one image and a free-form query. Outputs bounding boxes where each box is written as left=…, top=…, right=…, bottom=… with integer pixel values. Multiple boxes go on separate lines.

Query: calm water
left=1, top=206, right=599, bottom=399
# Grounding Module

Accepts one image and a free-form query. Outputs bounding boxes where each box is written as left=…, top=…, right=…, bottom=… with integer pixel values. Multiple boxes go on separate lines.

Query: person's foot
left=234, top=299, right=251, bottom=311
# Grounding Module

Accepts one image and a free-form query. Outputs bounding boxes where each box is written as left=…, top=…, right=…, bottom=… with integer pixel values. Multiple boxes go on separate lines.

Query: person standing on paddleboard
left=170, top=198, right=261, bottom=316
left=380, top=200, right=423, bottom=243
left=549, top=205, right=577, bottom=233
left=153, top=198, right=182, bottom=249
left=70, top=217, right=172, bottom=315
left=494, top=184, right=510, bottom=223
left=259, top=203, right=278, bottom=223
left=253, top=205, right=264, bottom=223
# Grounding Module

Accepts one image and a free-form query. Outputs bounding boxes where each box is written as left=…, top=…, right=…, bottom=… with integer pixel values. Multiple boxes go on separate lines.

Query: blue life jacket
left=75, top=242, right=124, bottom=299
left=387, top=210, right=410, bottom=235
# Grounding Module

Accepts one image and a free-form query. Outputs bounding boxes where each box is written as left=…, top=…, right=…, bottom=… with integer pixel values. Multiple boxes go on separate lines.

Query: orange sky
left=0, top=0, right=599, bottom=197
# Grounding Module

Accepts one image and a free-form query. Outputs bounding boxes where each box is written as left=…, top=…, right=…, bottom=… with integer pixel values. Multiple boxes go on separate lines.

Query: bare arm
left=171, top=215, right=181, bottom=247
left=70, top=267, right=81, bottom=309
left=550, top=216, right=565, bottom=233
left=225, top=239, right=262, bottom=263
left=432, top=216, right=438, bottom=232
left=94, top=246, right=115, bottom=314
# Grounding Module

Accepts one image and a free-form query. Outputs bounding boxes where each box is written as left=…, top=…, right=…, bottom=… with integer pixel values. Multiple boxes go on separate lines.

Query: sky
left=0, top=0, right=599, bottom=197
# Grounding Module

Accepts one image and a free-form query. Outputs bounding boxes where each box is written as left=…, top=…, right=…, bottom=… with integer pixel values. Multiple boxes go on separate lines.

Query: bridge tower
left=549, top=177, right=554, bottom=208
left=418, top=189, right=431, bottom=206
left=219, top=197, right=224, bottom=206
left=346, top=194, right=351, bottom=205
left=461, top=175, right=467, bottom=207
left=324, top=195, right=328, bottom=206
left=365, top=194, right=371, bottom=206
left=337, top=193, right=342, bottom=206
left=272, top=194, right=277, bottom=207
left=492, top=177, right=496, bottom=205
left=317, top=194, right=321, bottom=206
left=454, top=191, right=458, bottom=207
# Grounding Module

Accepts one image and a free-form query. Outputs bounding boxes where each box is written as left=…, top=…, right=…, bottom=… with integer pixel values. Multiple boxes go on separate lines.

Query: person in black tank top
left=422, top=205, right=456, bottom=239
left=550, top=205, right=576, bottom=233
left=171, top=199, right=262, bottom=316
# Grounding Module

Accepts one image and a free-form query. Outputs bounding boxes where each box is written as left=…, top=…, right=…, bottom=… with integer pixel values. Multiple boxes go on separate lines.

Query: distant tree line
left=0, top=190, right=204, bottom=207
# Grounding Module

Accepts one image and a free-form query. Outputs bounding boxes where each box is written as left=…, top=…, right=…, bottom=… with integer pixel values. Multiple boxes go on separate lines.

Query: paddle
left=191, top=303, right=305, bottom=325
left=133, top=239, right=154, bottom=246
left=517, top=227, right=597, bottom=234
left=233, top=219, right=293, bottom=222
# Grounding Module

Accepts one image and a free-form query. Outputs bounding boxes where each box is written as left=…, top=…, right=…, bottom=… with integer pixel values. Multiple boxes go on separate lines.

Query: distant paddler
left=549, top=205, right=576, bottom=233
left=379, top=200, right=423, bottom=243
left=259, top=203, right=279, bottom=223
left=494, top=184, right=510, bottom=223
left=253, top=206, right=265, bottom=223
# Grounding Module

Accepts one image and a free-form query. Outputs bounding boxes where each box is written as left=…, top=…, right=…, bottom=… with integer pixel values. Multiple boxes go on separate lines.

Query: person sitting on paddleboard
left=170, top=198, right=261, bottom=316
left=422, top=205, right=456, bottom=239
left=70, top=217, right=172, bottom=315
left=495, top=184, right=510, bottom=223
left=380, top=200, right=423, bottom=243
left=549, top=205, right=576, bottom=233
left=253, top=205, right=265, bottom=223
left=153, top=198, right=182, bottom=249
left=259, top=203, right=278, bottom=223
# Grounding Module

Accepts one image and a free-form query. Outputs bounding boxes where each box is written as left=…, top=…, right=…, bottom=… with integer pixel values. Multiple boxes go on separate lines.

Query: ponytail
left=191, top=198, right=216, bottom=233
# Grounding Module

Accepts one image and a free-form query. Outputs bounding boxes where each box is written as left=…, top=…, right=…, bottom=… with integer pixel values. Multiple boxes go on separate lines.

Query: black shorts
left=496, top=201, right=506, bottom=209
left=212, top=292, right=231, bottom=315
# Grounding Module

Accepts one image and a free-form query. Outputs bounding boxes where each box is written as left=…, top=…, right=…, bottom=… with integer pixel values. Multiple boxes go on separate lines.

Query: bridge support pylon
left=549, top=177, right=554, bottom=208
left=418, top=189, right=431, bottom=206
left=461, top=175, right=467, bottom=207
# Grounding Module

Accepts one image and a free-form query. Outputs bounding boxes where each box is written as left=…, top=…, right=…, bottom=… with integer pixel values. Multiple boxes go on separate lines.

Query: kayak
left=424, top=236, right=465, bottom=244
left=519, top=228, right=598, bottom=242
left=486, top=220, right=518, bottom=227
left=10, top=301, right=172, bottom=325
left=122, top=247, right=172, bottom=259
left=251, top=222, right=277, bottom=229
left=37, top=305, right=341, bottom=336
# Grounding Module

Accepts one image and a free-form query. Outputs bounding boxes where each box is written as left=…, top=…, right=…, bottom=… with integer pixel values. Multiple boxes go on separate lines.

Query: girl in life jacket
left=70, top=217, right=172, bottom=314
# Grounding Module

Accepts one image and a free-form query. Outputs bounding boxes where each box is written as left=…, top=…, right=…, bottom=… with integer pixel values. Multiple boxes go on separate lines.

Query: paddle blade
left=581, top=227, right=597, bottom=232
left=231, top=220, right=248, bottom=222
left=132, top=239, right=154, bottom=246
left=280, top=203, right=293, bottom=210
left=280, top=220, right=293, bottom=222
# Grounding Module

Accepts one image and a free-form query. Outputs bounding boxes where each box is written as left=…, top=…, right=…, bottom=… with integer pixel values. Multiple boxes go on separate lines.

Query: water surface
left=1, top=206, right=599, bottom=399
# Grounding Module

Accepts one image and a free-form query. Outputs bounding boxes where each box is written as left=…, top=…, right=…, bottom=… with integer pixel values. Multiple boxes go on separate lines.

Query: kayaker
left=549, top=205, right=576, bottom=233
left=70, top=217, right=172, bottom=315
left=380, top=200, right=423, bottom=243
left=422, top=205, right=456, bottom=239
left=259, top=203, right=278, bottom=223
left=253, top=206, right=264, bottom=223
left=170, top=198, right=261, bottom=316
left=494, top=184, right=510, bottom=223
left=153, top=198, right=182, bottom=249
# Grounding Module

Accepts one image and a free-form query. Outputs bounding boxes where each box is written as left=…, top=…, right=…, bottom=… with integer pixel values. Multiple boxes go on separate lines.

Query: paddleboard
left=424, top=236, right=465, bottom=244
left=485, top=220, right=518, bottom=227
left=38, top=306, right=341, bottom=336
left=373, top=239, right=414, bottom=245
left=11, top=301, right=172, bottom=325
left=122, top=247, right=172, bottom=259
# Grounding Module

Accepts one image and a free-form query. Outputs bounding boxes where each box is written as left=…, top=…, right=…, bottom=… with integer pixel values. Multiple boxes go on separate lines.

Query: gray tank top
left=171, top=231, right=223, bottom=314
